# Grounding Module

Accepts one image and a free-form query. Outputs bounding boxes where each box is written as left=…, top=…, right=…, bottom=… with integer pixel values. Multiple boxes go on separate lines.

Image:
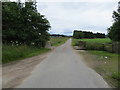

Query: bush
left=112, top=72, right=120, bottom=87
left=112, top=72, right=120, bottom=81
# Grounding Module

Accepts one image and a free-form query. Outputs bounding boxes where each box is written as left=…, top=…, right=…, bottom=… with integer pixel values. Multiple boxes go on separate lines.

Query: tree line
left=73, top=1, right=120, bottom=41
left=50, top=34, right=72, bottom=37
left=73, top=30, right=105, bottom=39
left=2, top=1, right=51, bottom=47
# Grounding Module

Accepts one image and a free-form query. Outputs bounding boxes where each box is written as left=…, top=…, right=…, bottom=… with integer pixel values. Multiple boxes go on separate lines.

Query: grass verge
left=50, top=37, right=69, bottom=46
left=2, top=45, right=51, bottom=64
left=79, top=50, right=119, bottom=87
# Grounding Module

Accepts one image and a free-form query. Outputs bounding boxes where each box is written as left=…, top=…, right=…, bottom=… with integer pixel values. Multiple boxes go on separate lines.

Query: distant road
left=17, top=39, right=109, bottom=88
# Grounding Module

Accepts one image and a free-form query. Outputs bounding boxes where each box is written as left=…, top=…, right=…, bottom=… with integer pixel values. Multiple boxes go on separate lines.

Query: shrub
left=112, top=72, right=120, bottom=81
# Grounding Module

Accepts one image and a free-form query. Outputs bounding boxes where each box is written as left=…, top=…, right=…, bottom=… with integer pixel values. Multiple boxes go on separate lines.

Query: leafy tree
left=73, top=30, right=105, bottom=39
left=94, top=32, right=105, bottom=38
left=73, top=30, right=84, bottom=39
left=108, top=1, right=120, bottom=41
left=2, top=1, right=51, bottom=47
left=83, top=31, right=94, bottom=38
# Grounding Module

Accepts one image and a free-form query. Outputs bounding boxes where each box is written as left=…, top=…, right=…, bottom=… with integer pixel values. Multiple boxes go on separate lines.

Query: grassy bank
left=2, top=45, right=50, bottom=64
left=50, top=37, right=69, bottom=46
left=79, top=50, right=119, bottom=87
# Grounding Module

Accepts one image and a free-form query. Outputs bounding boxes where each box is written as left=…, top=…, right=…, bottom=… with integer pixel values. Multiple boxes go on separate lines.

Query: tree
left=2, top=1, right=51, bottom=47
left=73, top=30, right=84, bottom=39
left=94, top=32, right=105, bottom=38
left=108, top=1, right=120, bottom=41
left=83, top=31, right=94, bottom=38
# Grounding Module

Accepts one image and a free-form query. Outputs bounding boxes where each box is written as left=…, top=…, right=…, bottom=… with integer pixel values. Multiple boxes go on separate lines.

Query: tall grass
left=2, top=45, right=50, bottom=64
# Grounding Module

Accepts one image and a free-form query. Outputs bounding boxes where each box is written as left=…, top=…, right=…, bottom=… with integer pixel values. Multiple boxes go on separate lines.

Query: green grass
left=79, top=38, right=112, bottom=43
left=88, top=50, right=119, bottom=87
left=72, top=38, right=112, bottom=46
left=50, top=37, right=69, bottom=46
left=72, top=38, right=112, bottom=51
left=2, top=45, right=51, bottom=64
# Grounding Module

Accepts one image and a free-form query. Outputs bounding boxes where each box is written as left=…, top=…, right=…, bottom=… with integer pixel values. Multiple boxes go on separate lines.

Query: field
left=2, top=45, right=50, bottom=64
left=79, top=50, right=119, bottom=87
left=50, top=37, right=69, bottom=46
left=72, top=38, right=112, bottom=51
left=72, top=38, right=112, bottom=46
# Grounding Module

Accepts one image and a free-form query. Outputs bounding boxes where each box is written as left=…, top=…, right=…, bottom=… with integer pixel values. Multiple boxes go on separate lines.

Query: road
left=17, top=39, right=109, bottom=88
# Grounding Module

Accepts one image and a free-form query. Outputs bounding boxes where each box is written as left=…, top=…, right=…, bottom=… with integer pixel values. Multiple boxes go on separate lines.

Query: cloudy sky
left=36, top=0, right=119, bottom=35
left=10, top=0, right=119, bottom=35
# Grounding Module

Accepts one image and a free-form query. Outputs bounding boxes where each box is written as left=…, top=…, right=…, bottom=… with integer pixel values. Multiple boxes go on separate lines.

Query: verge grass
left=2, top=45, right=50, bottom=64
left=79, top=50, right=119, bottom=87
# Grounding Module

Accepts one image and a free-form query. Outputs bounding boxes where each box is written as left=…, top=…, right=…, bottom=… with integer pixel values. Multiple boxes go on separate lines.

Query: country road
left=16, top=39, right=109, bottom=88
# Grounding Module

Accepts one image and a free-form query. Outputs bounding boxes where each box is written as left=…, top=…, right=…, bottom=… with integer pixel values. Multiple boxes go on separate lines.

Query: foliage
left=73, top=30, right=84, bottom=39
left=2, top=45, right=50, bottom=64
left=112, top=72, right=120, bottom=81
left=73, top=30, right=105, bottom=39
left=94, top=32, right=105, bottom=38
left=108, top=1, right=120, bottom=41
left=2, top=2, right=51, bottom=47
left=83, top=31, right=94, bottom=38
left=50, top=34, right=68, bottom=37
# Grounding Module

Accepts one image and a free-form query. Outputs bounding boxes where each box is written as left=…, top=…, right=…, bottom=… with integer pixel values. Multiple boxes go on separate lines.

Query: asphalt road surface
left=17, top=39, right=109, bottom=88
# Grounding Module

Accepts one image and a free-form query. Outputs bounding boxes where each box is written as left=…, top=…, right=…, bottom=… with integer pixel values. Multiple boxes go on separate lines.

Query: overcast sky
left=10, top=0, right=119, bottom=35
left=36, top=0, right=119, bottom=35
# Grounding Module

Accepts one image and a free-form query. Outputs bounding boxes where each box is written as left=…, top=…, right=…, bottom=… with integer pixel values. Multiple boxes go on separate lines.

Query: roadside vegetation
left=79, top=50, right=119, bottom=87
left=2, top=45, right=50, bottom=64
left=2, top=37, right=68, bottom=64
left=2, top=2, right=51, bottom=64
left=50, top=37, right=69, bottom=46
